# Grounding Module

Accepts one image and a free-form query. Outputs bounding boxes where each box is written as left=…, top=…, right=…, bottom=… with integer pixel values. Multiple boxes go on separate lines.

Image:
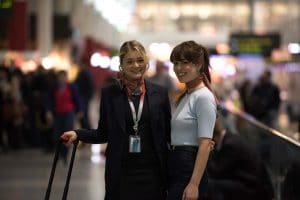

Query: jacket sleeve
left=163, top=89, right=171, bottom=144
left=75, top=88, right=108, bottom=143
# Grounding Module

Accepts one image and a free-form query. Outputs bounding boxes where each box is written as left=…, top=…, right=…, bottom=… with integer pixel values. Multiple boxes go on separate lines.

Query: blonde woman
left=61, top=40, right=171, bottom=200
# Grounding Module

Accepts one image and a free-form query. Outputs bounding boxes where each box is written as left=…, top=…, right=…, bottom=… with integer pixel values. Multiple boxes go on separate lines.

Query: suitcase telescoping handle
left=45, top=137, right=79, bottom=200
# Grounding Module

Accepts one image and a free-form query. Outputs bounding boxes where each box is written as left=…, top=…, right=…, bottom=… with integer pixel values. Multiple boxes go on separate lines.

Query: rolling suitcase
left=45, top=138, right=79, bottom=200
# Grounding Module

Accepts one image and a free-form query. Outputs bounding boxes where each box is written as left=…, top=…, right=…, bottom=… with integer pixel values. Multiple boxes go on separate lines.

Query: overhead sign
left=0, top=0, right=13, bottom=9
left=229, top=33, right=281, bottom=57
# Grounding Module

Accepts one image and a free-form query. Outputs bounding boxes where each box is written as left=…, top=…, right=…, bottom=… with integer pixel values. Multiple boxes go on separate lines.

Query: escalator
left=218, top=104, right=300, bottom=200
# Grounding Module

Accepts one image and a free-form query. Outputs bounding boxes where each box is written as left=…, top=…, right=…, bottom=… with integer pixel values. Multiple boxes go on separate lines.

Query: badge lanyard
left=128, top=91, right=145, bottom=135
left=127, top=85, right=146, bottom=153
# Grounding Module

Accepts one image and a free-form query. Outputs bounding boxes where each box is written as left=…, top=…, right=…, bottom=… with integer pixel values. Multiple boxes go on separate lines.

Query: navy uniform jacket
left=76, top=80, right=171, bottom=200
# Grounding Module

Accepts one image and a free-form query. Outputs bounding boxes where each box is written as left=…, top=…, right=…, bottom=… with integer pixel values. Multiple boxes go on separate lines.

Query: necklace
left=186, top=83, right=205, bottom=94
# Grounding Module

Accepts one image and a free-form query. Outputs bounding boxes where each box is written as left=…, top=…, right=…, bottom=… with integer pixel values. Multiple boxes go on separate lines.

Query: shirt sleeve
left=195, top=94, right=216, bottom=139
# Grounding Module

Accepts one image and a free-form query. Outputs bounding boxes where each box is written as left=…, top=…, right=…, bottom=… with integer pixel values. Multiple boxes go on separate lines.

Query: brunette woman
left=168, top=41, right=217, bottom=200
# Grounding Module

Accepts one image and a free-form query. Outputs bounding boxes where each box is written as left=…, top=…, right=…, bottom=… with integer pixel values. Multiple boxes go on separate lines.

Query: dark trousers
left=119, top=155, right=165, bottom=200
left=167, top=147, right=208, bottom=200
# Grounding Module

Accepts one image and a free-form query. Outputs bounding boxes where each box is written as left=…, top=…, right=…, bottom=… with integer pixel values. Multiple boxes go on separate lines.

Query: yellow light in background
left=90, top=52, right=111, bottom=69
left=271, top=48, right=292, bottom=62
left=140, top=7, right=152, bottom=19
left=210, top=55, right=237, bottom=77
left=110, top=56, right=120, bottom=72
left=169, top=6, right=180, bottom=19
left=288, top=43, right=300, bottom=54
left=21, top=60, right=37, bottom=73
left=235, top=4, right=250, bottom=16
left=216, top=43, right=230, bottom=54
left=90, top=53, right=102, bottom=67
left=272, top=3, right=287, bottom=15
left=42, top=57, right=53, bottom=70
left=198, top=23, right=216, bottom=35
left=41, top=50, right=71, bottom=71
left=149, top=42, right=172, bottom=61
left=181, top=4, right=196, bottom=16
left=69, top=63, right=79, bottom=82
left=198, top=4, right=212, bottom=19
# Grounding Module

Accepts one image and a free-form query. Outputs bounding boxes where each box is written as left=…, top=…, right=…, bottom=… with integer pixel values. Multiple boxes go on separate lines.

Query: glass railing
left=219, top=103, right=300, bottom=200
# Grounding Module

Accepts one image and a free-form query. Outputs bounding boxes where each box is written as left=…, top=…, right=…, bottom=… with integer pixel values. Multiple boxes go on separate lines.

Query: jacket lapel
left=112, top=86, right=126, bottom=135
left=112, top=81, right=160, bottom=138
left=145, top=81, right=159, bottom=135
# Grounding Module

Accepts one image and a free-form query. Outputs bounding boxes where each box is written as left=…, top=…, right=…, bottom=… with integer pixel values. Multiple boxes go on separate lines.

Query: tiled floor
left=0, top=146, right=106, bottom=200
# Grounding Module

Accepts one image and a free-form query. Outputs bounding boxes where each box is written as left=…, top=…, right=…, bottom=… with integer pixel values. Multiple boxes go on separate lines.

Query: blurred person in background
left=7, top=72, right=26, bottom=149
left=61, top=40, right=171, bottom=200
left=74, top=62, right=94, bottom=130
left=29, top=65, right=54, bottom=152
left=249, top=70, right=281, bottom=128
left=281, top=159, right=300, bottom=200
left=248, top=70, right=281, bottom=165
left=0, top=67, right=26, bottom=151
left=203, top=119, right=274, bottom=200
left=0, top=66, right=10, bottom=152
left=148, top=60, right=176, bottom=94
left=168, top=41, right=217, bottom=200
left=46, top=70, right=83, bottom=163
left=238, top=79, right=253, bottom=114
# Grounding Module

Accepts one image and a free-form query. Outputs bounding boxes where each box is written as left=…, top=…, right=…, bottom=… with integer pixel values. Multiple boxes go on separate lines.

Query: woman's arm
left=183, top=93, right=216, bottom=199
left=63, top=88, right=109, bottom=144
left=183, top=138, right=211, bottom=200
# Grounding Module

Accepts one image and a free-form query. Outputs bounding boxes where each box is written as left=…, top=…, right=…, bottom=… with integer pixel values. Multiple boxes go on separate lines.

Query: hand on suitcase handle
left=61, top=131, right=78, bottom=145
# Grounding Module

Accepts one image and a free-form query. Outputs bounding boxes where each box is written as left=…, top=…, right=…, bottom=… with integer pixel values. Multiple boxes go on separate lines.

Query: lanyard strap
left=128, top=92, right=145, bottom=135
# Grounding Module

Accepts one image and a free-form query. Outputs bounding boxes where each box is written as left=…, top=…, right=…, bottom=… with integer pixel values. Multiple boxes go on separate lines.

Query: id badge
left=129, top=135, right=141, bottom=153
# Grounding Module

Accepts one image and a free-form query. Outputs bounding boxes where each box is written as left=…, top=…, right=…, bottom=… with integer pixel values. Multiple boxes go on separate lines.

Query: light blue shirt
left=171, top=87, right=217, bottom=146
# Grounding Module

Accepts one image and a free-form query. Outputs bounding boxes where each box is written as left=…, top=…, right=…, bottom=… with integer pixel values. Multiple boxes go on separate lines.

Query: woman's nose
left=133, top=61, right=140, bottom=67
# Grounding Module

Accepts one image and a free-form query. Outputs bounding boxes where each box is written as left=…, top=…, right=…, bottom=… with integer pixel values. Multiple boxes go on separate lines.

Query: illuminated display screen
left=229, top=33, right=281, bottom=57
left=0, top=0, right=13, bottom=9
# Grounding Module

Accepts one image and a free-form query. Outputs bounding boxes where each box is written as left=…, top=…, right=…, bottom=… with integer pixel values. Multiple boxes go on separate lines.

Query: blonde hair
left=119, top=40, right=148, bottom=65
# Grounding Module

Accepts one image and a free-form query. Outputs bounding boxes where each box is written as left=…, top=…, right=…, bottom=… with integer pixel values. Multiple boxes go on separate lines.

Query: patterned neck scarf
left=117, top=72, right=146, bottom=98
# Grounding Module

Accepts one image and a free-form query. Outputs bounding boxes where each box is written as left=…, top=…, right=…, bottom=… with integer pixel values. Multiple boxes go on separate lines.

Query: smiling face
left=173, top=60, right=201, bottom=83
left=121, top=50, right=148, bottom=81
left=170, top=41, right=212, bottom=84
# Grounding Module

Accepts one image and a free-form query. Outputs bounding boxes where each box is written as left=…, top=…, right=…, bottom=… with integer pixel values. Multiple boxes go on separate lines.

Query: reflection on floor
left=0, top=147, right=105, bottom=200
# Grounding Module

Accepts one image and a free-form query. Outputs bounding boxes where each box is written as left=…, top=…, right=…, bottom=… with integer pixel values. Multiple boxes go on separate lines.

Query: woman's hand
left=182, top=182, right=199, bottom=200
left=61, top=131, right=78, bottom=145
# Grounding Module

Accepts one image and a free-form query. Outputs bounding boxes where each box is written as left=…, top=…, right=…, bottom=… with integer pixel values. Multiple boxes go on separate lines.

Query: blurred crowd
left=1, top=58, right=297, bottom=154
left=0, top=60, right=94, bottom=153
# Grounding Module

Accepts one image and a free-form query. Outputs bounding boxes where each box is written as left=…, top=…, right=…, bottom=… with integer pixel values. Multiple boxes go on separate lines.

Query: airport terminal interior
left=0, top=0, right=300, bottom=199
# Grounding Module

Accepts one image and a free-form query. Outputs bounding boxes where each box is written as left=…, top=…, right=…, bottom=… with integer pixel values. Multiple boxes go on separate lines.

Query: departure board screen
left=0, top=0, right=13, bottom=9
left=229, top=33, right=281, bottom=57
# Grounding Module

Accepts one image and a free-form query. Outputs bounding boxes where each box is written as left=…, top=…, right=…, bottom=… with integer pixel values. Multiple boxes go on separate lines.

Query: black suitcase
left=45, top=138, right=79, bottom=200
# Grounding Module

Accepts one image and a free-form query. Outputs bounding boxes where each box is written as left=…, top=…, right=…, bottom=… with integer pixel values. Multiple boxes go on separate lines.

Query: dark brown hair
left=171, top=41, right=218, bottom=105
left=170, top=40, right=211, bottom=83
